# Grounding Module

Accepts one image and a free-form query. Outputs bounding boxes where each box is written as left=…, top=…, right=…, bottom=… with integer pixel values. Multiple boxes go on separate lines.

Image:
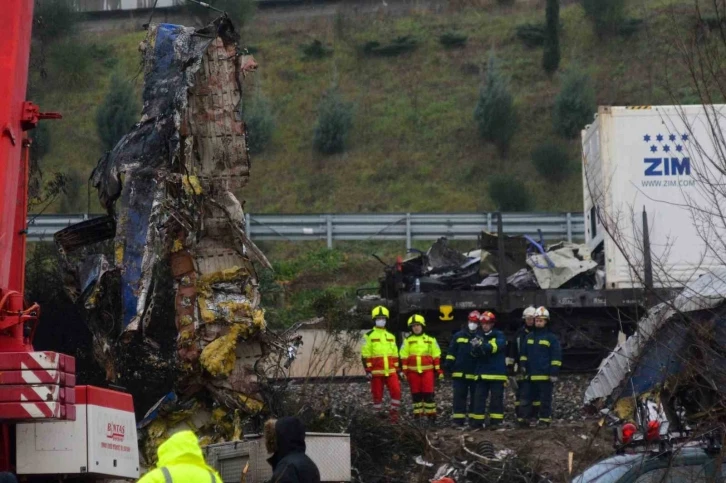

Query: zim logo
left=106, top=423, right=125, bottom=442
left=642, top=133, right=691, bottom=177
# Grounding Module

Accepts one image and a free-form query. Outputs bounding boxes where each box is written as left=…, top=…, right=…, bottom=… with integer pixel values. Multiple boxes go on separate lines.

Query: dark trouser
left=515, top=379, right=539, bottom=420
left=521, top=380, right=553, bottom=422
left=452, top=378, right=477, bottom=425
left=472, top=379, right=504, bottom=427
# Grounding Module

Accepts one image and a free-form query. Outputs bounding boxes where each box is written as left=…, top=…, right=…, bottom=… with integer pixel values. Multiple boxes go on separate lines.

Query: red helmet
left=468, top=310, right=481, bottom=322
left=479, top=311, right=496, bottom=324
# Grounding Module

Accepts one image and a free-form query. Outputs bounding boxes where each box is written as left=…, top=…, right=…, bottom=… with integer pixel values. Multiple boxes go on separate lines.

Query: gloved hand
left=398, top=371, right=405, bottom=380
left=550, top=375, right=559, bottom=383
left=366, top=373, right=373, bottom=381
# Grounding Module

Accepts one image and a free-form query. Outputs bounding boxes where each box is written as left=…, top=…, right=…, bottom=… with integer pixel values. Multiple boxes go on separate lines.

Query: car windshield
left=572, top=454, right=645, bottom=483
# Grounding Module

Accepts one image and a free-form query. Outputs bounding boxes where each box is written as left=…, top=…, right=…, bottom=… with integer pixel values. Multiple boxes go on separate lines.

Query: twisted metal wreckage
left=54, top=16, right=289, bottom=464
left=584, top=267, right=726, bottom=436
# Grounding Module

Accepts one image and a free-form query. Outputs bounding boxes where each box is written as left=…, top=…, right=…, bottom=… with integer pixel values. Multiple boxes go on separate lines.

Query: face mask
left=375, top=318, right=387, bottom=328
left=467, top=322, right=478, bottom=331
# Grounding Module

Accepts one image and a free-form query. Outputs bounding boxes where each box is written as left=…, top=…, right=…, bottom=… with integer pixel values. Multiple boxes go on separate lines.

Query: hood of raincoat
left=157, top=431, right=206, bottom=467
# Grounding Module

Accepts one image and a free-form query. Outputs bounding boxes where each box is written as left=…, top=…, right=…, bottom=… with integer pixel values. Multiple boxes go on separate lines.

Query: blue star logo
left=656, top=134, right=664, bottom=142
left=650, top=145, right=658, bottom=153
left=644, top=134, right=651, bottom=142
left=669, top=134, right=676, bottom=141
left=682, top=133, right=689, bottom=141
left=676, top=144, right=683, bottom=152
left=663, top=145, right=671, bottom=153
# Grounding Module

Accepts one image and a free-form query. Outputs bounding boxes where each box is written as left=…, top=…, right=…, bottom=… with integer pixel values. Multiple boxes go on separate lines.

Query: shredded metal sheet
left=527, top=244, right=597, bottom=289
left=61, top=16, right=275, bottom=456
left=584, top=267, right=726, bottom=406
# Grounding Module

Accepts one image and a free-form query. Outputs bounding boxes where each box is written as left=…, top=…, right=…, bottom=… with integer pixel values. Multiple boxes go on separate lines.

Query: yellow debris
left=115, top=245, right=124, bottom=265
left=232, top=410, right=243, bottom=441
left=198, top=298, right=217, bottom=324
left=182, top=175, right=203, bottom=195
left=172, top=239, right=184, bottom=253
left=253, top=308, right=265, bottom=328
left=179, top=315, right=193, bottom=326
left=200, top=324, right=243, bottom=377
left=198, top=266, right=247, bottom=285
left=212, top=407, right=227, bottom=423
left=614, top=397, right=635, bottom=420
left=238, top=394, right=264, bottom=413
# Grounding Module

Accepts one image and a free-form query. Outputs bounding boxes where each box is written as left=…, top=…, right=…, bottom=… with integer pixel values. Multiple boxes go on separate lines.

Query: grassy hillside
left=33, top=0, right=709, bottom=214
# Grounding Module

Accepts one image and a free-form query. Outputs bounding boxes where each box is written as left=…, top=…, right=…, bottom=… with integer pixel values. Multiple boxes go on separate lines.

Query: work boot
left=536, top=420, right=551, bottom=429
left=389, top=411, right=399, bottom=424
left=516, top=419, right=530, bottom=429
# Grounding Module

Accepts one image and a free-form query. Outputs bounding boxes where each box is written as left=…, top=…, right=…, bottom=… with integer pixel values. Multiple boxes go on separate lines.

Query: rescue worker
left=471, top=311, right=507, bottom=429
left=443, top=311, right=481, bottom=428
left=264, top=416, right=321, bottom=483
left=507, top=306, right=537, bottom=420
left=400, top=314, right=443, bottom=422
left=138, top=430, right=223, bottom=483
left=360, top=306, right=401, bottom=422
left=519, top=306, right=562, bottom=428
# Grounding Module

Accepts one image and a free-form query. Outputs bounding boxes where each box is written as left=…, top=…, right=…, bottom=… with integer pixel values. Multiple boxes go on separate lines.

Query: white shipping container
left=582, top=105, right=726, bottom=289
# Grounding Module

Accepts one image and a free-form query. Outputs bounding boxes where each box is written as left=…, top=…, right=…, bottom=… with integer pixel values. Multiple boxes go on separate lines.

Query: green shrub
left=47, top=40, right=95, bottom=89
left=473, top=53, right=517, bottom=156
left=618, top=18, right=644, bottom=37
left=33, top=0, right=78, bottom=45
left=362, top=36, right=418, bottom=57
left=244, top=94, right=275, bottom=154
left=516, top=23, right=546, bottom=48
left=96, top=74, right=139, bottom=151
left=30, top=122, right=51, bottom=164
left=301, top=40, right=333, bottom=60
left=581, top=0, right=626, bottom=37
left=59, top=169, right=85, bottom=213
left=488, top=174, right=531, bottom=211
left=531, top=142, right=571, bottom=181
left=542, top=0, right=560, bottom=74
left=439, top=32, right=468, bottom=49
left=553, top=68, right=596, bottom=139
left=313, top=88, right=354, bottom=155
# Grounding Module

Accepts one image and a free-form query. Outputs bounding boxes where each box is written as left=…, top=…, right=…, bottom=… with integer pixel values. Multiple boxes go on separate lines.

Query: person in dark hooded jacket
left=265, top=416, right=321, bottom=483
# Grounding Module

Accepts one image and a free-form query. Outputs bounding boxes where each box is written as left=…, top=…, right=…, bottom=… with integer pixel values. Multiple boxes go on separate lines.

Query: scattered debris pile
left=54, top=16, right=287, bottom=465
left=375, top=235, right=602, bottom=296
left=584, top=267, right=726, bottom=435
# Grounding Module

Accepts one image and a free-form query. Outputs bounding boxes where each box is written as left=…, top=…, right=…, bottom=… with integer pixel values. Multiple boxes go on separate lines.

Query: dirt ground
left=419, top=421, right=615, bottom=482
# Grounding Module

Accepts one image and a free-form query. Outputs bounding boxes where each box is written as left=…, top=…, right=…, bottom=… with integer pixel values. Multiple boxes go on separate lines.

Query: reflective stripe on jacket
left=520, top=327, right=562, bottom=380
left=138, top=431, right=223, bottom=483
left=444, top=329, right=480, bottom=379
left=360, top=327, right=399, bottom=376
left=472, top=329, right=507, bottom=380
left=400, top=333, right=442, bottom=374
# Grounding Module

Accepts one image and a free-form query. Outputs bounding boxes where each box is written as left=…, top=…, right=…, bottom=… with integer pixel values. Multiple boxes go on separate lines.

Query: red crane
left=0, top=0, right=71, bottom=472
left=0, top=4, right=139, bottom=478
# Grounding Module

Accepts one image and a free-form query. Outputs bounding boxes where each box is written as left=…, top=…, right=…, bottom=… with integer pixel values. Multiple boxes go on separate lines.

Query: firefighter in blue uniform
left=507, top=306, right=537, bottom=421
left=444, top=311, right=482, bottom=428
left=519, top=306, right=562, bottom=428
left=471, top=311, right=507, bottom=429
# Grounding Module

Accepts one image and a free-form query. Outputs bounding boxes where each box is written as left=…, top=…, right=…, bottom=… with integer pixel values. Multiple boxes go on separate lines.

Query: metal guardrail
left=27, top=212, right=585, bottom=247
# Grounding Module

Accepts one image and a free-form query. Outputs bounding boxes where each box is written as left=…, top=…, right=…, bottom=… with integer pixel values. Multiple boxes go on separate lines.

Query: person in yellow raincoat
left=139, top=430, right=223, bottom=483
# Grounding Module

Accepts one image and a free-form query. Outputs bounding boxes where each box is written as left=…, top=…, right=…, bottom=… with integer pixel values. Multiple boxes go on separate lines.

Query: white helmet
left=522, top=306, right=536, bottom=319
left=535, top=306, right=550, bottom=319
